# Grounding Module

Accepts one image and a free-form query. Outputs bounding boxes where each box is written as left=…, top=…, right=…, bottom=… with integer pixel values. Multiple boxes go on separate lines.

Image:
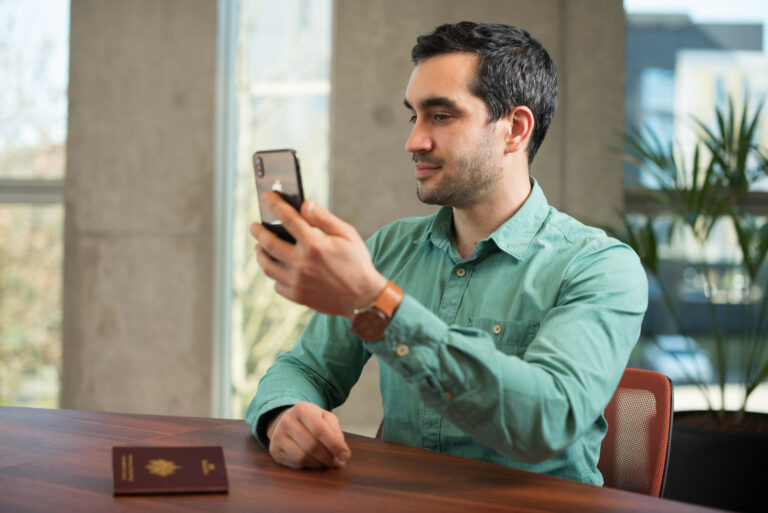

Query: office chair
left=598, top=367, right=673, bottom=497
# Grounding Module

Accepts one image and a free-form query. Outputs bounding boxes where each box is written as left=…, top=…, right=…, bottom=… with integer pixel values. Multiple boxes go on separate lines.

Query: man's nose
left=405, top=121, right=433, bottom=154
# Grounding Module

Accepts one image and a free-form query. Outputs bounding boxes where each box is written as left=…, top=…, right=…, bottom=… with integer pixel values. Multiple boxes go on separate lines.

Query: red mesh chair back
left=598, top=368, right=673, bottom=497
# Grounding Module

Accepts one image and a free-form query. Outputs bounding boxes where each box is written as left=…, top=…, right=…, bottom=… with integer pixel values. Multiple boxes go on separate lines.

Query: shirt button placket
left=426, top=264, right=471, bottom=451
left=436, top=265, right=470, bottom=324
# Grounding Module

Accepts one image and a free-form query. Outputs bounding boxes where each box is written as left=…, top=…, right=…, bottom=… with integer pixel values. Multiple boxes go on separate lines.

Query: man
left=246, top=21, right=647, bottom=485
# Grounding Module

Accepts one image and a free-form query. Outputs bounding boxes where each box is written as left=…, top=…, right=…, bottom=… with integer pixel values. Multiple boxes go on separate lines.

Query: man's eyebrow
left=403, top=96, right=461, bottom=111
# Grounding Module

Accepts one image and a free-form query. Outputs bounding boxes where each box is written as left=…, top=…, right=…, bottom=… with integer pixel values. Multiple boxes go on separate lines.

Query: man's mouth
left=412, top=154, right=442, bottom=178
left=414, top=163, right=441, bottom=178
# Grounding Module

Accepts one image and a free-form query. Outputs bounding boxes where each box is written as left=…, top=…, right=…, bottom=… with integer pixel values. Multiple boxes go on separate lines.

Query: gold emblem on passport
left=202, top=458, right=216, bottom=475
left=146, top=458, right=182, bottom=477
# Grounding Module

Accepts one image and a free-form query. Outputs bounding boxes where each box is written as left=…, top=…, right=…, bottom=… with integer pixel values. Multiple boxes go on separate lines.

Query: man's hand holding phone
left=251, top=191, right=387, bottom=320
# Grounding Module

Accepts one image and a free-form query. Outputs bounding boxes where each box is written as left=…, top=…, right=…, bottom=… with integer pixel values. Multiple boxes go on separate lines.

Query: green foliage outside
left=1, top=1, right=69, bottom=408
left=0, top=203, right=62, bottom=407
left=612, top=97, right=768, bottom=421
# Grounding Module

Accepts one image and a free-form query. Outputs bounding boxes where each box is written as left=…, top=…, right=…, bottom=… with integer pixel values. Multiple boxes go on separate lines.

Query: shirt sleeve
left=245, top=312, right=371, bottom=447
left=365, top=241, right=648, bottom=464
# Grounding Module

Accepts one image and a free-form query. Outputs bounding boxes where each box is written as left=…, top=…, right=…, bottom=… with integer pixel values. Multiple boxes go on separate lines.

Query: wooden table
left=0, top=406, right=721, bottom=513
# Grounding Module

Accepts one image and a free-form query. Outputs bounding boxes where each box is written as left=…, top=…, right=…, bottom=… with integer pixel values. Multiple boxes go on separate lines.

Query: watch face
left=350, top=309, right=389, bottom=341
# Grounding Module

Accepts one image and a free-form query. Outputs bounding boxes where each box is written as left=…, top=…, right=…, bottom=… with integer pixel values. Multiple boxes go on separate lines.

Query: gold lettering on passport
left=121, top=455, right=127, bottom=481
left=146, top=458, right=182, bottom=477
left=201, top=459, right=216, bottom=475
left=119, top=454, right=135, bottom=482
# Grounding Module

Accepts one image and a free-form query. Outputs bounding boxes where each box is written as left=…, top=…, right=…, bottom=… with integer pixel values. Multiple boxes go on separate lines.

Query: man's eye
left=433, top=113, right=451, bottom=122
left=408, top=115, right=417, bottom=125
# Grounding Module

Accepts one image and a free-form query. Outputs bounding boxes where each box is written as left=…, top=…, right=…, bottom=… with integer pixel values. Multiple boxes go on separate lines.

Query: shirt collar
left=490, top=177, right=549, bottom=260
left=420, top=177, right=549, bottom=262
left=421, top=206, right=454, bottom=252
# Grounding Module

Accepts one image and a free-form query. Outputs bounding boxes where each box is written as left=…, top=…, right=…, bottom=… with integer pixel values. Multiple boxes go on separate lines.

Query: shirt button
left=493, top=323, right=503, bottom=335
left=395, top=344, right=409, bottom=357
left=444, top=390, right=453, bottom=401
left=456, top=267, right=466, bottom=277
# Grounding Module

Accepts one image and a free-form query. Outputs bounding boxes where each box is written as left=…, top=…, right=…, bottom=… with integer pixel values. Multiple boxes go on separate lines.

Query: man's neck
left=452, top=173, right=532, bottom=259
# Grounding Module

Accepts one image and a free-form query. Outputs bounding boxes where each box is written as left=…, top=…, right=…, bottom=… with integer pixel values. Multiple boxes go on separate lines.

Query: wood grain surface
left=0, top=406, right=724, bottom=513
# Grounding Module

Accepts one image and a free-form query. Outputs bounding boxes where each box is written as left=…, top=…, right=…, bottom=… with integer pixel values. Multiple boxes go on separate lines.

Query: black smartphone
left=253, top=149, right=305, bottom=243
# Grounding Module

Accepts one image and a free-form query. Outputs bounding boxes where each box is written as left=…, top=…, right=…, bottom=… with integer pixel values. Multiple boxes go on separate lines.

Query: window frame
left=210, top=0, right=239, bottom=419
left=0, top=179, right=64, bottom=204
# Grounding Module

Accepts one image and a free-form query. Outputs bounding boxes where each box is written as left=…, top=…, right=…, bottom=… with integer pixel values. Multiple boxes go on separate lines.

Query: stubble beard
left=415, top=135, right=501, bottom=208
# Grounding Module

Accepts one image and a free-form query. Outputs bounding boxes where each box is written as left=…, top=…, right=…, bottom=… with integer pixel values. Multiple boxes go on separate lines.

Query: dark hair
left=411, top=21, right=557, bottom=165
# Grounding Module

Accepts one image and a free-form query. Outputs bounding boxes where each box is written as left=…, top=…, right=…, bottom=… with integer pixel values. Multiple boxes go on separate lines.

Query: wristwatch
left=350, top=281, right=404, bottom=342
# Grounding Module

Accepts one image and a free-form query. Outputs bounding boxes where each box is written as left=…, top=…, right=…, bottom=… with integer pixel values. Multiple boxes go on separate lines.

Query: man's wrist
left=350, top=280, right=404, bottom=342
left=347, top=273, right=389, bottom=321
left=263, top=405, right=292, bottom=442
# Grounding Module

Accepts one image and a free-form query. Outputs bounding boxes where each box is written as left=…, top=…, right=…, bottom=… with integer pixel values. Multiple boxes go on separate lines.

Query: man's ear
left=503, top=106, right=534, bottom=155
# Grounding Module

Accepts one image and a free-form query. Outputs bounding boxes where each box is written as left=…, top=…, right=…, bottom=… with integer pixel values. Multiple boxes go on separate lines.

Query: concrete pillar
left=559, top=1, right=626, bottom=224
left=62, top=0, right=216, bottom=416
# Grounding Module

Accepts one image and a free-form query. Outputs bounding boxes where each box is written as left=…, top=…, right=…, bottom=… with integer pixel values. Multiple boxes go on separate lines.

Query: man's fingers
left=251, top=222, right=296, bottom=263
left=323, top=412, right=351, bottom=465
left=322, top=409, right=346, bottom=440
left=273, top=281, right=298, bottom=304
left=298, top=408, right=350, bottom=465
left=301, top=200, right=356, bottom=239
left=261, top=191, right=313, bottom=241
left=284, top=419, right=340, bottom=468
left=269, top=403, right=349, bottom=469
left=256, top=246, right=293, bottom=285
left=271, top=437, right=327, bottom=470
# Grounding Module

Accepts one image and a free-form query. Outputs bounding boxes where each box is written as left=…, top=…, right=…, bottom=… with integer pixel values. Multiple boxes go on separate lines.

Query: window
left=623, top=0, right=768, bottom=410
left=229, top=0, right=332, bottom=417
left=0, top=0, right=69, bottom=407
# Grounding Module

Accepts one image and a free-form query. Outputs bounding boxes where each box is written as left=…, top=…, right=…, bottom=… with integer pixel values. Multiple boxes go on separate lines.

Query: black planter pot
left=663, top=411, right=768, bottom=512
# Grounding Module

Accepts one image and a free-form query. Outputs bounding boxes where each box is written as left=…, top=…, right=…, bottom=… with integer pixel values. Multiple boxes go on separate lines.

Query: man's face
left=404, top=52, right=507, bottom=207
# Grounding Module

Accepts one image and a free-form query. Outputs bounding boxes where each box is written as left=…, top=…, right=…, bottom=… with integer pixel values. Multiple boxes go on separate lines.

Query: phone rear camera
left=255, top=157, right=264, bottom=177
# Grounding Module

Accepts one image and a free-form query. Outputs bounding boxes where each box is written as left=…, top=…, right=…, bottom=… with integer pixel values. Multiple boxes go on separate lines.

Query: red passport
left=112, top=446, right=229, bottom=495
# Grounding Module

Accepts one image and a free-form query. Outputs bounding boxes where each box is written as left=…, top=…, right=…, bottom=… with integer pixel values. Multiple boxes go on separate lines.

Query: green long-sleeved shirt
left=245, top=178, right=647, bottom=485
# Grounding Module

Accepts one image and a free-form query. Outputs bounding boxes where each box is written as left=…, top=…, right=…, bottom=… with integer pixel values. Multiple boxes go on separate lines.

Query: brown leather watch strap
left=373, top=281, right=403, bottom=318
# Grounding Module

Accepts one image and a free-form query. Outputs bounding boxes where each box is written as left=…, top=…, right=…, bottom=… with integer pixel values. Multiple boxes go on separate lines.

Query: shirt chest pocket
left=468, top=317, right=539, bottom=357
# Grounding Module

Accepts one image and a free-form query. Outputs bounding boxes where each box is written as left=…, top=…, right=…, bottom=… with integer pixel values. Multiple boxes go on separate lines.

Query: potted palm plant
left=612, top=97, right=768, bottom=512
